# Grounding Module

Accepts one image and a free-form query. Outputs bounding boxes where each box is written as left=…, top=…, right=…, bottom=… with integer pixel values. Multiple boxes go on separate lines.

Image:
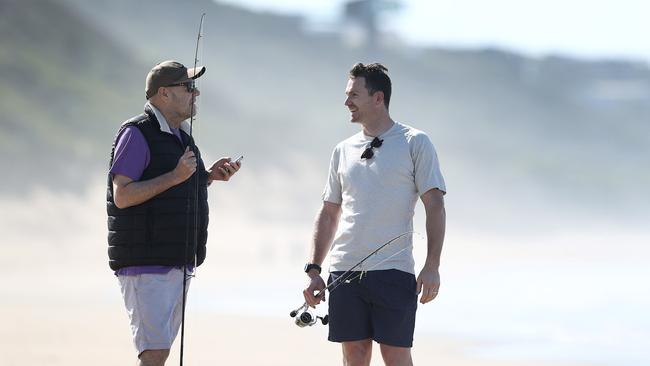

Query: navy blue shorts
left=327, top=269, right=417, bottom=348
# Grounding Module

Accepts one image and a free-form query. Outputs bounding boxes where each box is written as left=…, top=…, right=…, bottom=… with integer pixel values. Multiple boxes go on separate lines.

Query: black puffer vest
left=106, top=106, right=209, bottom=271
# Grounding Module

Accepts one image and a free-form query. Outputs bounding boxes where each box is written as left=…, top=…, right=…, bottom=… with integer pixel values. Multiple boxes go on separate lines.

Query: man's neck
left=166, top=118, right=182, bottom=129
left=160, top=110, right=182, bottom=129
left=361, top=114, right=394, bottom=137
left=149, top=100, right=182, bottom=128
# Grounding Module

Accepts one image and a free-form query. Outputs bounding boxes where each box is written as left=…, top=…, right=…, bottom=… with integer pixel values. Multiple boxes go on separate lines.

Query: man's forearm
left=309, top=204, right=341, bottom=267
left=424, top=205, right=446, bottom=269
left=114, top=171, right=181, bottom=209
left=421, top=189, right=446, bottom=270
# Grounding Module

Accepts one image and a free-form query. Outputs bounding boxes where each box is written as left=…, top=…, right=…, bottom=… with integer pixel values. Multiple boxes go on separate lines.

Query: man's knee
left=139, top=349, right=170, bottom=366
left=342, top=339, right=373, bottom=366
left=379, top=343, right=412, bottom=366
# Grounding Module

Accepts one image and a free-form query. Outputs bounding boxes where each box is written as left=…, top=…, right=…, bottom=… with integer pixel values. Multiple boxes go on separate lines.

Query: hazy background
left=1, top=0, right=648, bottom=365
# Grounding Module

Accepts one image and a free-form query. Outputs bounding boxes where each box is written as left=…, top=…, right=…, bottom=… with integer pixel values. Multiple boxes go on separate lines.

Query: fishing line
left=290, top=231, right=423, bottom=327
left=180, top=12, right=206, bottom=366
left=323, top=242, right=415, bottom=295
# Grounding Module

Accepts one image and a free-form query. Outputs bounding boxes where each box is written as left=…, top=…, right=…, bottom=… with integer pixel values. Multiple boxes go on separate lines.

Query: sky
left=217, top=0, right=650, bottom=61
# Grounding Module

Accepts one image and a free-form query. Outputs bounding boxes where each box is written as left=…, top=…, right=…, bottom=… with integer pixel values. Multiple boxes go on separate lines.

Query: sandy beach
left=0, top=250, right=596, bottom=366
left=3, top=302, right=597, bottom=366
left=0, top=187, right=636, bottom=366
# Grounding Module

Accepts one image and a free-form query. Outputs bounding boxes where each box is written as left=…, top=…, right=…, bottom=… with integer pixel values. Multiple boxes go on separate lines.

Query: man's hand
left=303, top=271, right=326, bottom=308
left=207, top=158, right=241, bottom=182
left=416, top=267, right=440, bottom=304
left=172, top=147, right=197, bottom=184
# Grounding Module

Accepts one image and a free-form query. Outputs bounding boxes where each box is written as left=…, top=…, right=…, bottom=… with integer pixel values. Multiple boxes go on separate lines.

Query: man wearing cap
left=107, top=60, right=241, bottom=365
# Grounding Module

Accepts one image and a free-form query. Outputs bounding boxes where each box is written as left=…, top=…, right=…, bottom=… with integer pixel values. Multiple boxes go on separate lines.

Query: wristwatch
left=304, top=263, right=322, bottom=274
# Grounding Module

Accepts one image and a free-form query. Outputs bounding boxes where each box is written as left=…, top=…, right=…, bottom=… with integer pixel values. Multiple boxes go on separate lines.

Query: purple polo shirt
left=110, top=125, right=186, bottom=276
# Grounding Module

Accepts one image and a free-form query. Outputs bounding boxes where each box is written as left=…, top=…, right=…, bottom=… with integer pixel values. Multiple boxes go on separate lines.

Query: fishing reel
left=289, top=303, right=329, bottom=327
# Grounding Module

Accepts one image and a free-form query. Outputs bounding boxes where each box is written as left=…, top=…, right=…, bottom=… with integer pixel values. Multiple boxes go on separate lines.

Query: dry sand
left=0, top=187, right=604, bottom=366
left=1, top=301, right=597, bottom=366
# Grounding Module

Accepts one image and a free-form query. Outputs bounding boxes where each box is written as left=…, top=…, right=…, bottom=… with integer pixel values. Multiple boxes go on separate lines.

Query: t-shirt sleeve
left=109, top=126, right=150, bottom=181
left=412, top=133, right=446, bottom=196
left=321, top=145, right=342, bottom=204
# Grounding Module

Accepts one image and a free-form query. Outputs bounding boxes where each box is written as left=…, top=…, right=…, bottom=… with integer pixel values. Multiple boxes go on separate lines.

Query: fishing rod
left=290, top=231, right=416, bottom=327
left=180, top=12, right=206, bottom=366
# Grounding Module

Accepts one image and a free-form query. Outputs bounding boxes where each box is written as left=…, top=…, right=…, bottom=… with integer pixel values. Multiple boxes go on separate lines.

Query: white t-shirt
left=322, top=122, right=446, bottom=275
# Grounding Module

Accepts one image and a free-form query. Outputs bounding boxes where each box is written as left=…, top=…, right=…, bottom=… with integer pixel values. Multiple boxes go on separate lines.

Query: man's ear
left=157, top=87, right=174, bottom=103
left=374, top=90, right=385, bottom=106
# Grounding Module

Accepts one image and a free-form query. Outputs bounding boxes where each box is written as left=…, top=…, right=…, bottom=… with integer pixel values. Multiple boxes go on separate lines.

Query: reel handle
left=290, top=303, right=308, bottom=318
left=318, top=315, right=329, bottom=325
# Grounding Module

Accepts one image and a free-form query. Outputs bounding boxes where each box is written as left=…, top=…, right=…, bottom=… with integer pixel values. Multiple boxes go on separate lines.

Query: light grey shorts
left=118, top=268, right=191, bottom=355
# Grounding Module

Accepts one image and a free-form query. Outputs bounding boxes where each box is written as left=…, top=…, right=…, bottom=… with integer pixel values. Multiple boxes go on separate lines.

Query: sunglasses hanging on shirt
left=361, top=137, right=383, bottom=160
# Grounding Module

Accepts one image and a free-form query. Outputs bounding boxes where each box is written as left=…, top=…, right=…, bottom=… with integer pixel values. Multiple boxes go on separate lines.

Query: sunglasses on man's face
left=361, top=137, right=383, bottom=159
left=167, top=81, right=196, bottom=93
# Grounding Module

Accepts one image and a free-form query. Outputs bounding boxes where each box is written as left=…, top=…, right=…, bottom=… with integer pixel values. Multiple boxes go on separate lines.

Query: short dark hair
left=349, top=62, right=392, bottom=109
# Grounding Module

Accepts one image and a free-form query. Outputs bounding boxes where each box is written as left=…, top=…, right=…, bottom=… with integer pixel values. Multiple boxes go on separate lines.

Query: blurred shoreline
left=2, top=185, right=648, bottom=366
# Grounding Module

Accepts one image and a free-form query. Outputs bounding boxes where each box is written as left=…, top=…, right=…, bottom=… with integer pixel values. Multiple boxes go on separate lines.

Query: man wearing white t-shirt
left=302, top=63, right=446, bottom=366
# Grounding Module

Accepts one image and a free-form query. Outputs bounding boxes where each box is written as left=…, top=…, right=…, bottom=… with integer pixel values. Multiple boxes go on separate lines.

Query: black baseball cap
left=145, top=60, right=206, bottom=99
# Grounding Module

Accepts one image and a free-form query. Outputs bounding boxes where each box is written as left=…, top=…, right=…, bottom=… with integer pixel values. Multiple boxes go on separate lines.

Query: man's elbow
left=114, top=197, right=127, bottom=209
left=113, top=192, right=132, bottom=209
